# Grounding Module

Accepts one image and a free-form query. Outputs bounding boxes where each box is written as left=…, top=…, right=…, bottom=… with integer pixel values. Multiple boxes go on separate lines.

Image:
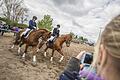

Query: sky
left=1, top=0, right=120, bottom=41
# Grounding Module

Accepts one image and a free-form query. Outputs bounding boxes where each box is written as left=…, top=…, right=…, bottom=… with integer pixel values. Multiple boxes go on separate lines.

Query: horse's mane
left=60, top=34, right=72, bottom=37
left=57, top=34, right=72, bottom=41
left=38, top=28, right=49, bottom=32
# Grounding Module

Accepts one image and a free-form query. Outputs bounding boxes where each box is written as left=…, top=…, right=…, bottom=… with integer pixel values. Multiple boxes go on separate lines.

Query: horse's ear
left=70, top=34, right=73, bottom=39
left=64, top=35, right=67, bottom=40
left=49, top=32, right=51, bottom=35
left=46, top=32, right=51, bottom=36
left=69, top=34, right=73, bottom=39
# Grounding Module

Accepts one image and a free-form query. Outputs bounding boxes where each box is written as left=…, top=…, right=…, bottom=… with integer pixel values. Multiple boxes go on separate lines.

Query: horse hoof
left=31, top=62, right=37, bottom=67
left=44, top=52, right=47, bottom=57
left=16, top=53, right=20, bottom=56
left=18, top=52, right=21, bottom=55
left=20, top=58, right=26, bottom=64
left=11, top=45, right=14, bottom=49
left=49, top=60, right=53, bottom=63
left=59, top=56, right=64, bottom=63
left=50, top=57, right=53, bottom=62
left=37, top=49, right=40, bottom=53
left=59, top=60, right=62, bottom=63
left=18, top=48, right=21, bottom=54
left=22, top=57, right=25, bottom=61
left=8, top=48, right=12, bottom=52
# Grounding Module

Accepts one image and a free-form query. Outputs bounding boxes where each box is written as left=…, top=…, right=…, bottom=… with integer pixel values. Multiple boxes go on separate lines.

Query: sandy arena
left=0, top=33, right=93, bottom=80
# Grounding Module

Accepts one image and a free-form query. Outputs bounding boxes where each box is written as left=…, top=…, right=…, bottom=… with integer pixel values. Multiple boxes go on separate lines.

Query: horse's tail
left=13, top=30, right=23, bottom=45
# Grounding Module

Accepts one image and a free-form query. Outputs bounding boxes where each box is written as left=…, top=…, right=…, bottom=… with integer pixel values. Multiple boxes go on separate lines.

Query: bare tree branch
left=0, top=0, right=3, bottom=7
left=1, top=0, right=28, bottom=23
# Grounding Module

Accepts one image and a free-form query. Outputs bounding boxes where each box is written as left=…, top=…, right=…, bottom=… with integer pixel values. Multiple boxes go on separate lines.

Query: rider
left=48, top=24, right=60, bottom=42
left=22, top=16, right=37, bottom=37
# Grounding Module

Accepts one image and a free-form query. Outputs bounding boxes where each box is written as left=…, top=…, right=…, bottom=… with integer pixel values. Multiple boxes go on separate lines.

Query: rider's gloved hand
left=33, top=26, right=36, bottom=29
left=36, top=27, right=39, bottom=30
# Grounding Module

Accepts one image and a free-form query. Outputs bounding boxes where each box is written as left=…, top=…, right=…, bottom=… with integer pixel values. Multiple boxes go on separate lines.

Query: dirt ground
left=0, top=33, right=94, bottom=80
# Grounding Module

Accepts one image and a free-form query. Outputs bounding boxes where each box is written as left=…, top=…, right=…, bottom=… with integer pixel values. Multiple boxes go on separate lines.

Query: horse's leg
left=50, top=49, right=55, bottom=62
left=57, top=49, right=64, bottom=62
left=37, top=41, right=45, bottom=52
left=11, top=44, right=15, bottom=49
left=44, top=47, right=48, bottom=57
left=31, top=46, right=37, bottom=66
left=11, top=33, right=20, bottom=49
left=18, top=42, right=24, bottom=54
left=22, top=44, right=28, bottom=60
left=1, top=31, right=4, bottom=36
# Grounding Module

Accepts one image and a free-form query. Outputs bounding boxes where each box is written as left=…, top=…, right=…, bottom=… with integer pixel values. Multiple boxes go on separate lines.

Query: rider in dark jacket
left=52, top=24, right=60, bottom=37
left=48, top=24, right=60, bottom=42
left=22, top=16, right=37, bottom=37
left=28, top=16, right=37, bottom=29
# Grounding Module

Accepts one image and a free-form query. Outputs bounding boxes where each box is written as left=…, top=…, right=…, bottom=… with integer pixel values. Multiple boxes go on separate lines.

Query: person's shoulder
left=54, top=28, right=57, bottom=30
left=29, top=20, right=33, bottom=22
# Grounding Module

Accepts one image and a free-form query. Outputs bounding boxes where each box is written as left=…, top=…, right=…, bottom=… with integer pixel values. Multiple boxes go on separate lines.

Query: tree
left=79, top=36, right=84, bottom=41
left=70, top=32, right=75, bottom=38
left=0, top=17, right=27, bottom=28
left=38, top=15, right=53, bottom=31
left=83, top=38, right=88, bottom=42
left=1, top=0, right=28, bottom=23
left=75, top=35, right=78, bottom=39
left=0, top=0, right=3, bottom=7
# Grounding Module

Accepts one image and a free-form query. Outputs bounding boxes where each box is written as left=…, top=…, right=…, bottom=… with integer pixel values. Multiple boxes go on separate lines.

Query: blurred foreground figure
left=59, top=15, right=120, bottom=80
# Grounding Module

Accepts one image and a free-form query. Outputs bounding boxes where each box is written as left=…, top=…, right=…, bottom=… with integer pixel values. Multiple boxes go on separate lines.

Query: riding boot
left=22, top=31, right=29, bottom=38
left=48, top=40, right=51, bottom=47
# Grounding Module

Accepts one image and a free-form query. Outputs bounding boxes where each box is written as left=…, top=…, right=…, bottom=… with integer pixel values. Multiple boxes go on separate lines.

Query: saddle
left=48, top=37, right=57, bottom=47
left=23, top=30, right=33, bottom=38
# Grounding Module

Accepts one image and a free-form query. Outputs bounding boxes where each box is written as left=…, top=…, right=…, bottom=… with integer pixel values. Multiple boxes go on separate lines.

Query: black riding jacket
left=28, top=20, right=37, bottom=29
left=52, top=28, right=60, bottom=37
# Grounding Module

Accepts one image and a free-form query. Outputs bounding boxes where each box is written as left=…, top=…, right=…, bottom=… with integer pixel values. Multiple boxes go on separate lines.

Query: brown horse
left=11, top=28, right=51, bottom=65
left=44, top=34, right=72, bottom=62
left=11, top=29, right=25, bottom=47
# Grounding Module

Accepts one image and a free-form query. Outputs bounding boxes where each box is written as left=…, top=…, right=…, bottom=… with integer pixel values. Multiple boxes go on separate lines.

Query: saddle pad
left=25, top=30, right=33, bottom=38
left=48, top=37, right=57, bottom=47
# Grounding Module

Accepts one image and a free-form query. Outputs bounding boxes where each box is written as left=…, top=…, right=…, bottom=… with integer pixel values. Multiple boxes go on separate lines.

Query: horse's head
left=64, top=34, right=72, bottom=47
left=42, top=31, right=51, bottom=41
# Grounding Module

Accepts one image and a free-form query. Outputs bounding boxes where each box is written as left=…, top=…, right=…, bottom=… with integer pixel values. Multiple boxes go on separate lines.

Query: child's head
left=93, top=15, right=120, bottom=80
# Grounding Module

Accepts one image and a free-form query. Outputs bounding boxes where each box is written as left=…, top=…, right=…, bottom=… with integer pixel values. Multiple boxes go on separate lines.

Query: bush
left=38, top=15, right=53, bottom=31
left=0, top=17, right=28, bottom=28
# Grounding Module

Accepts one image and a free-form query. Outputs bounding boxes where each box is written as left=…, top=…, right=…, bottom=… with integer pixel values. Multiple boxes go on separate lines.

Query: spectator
left=11, top=26, right=19, bottom=36
left=0, top=24, right=8, bottom=36
left=59, top=15, right=120, bottom=80
left=0, top=23, right=3, bottom=33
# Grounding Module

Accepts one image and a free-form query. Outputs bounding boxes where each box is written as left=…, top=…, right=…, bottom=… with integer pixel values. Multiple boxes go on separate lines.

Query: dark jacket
left=59, top=57, right=81, bottom=80
left=52, top=28, right=60, bottom=37
left=28, top=20, right=36, bottom=29
left=59, top=58, right=103, bottom=80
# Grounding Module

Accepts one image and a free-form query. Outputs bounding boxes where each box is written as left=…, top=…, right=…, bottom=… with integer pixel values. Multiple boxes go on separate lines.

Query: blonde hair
left=93, top=15, right=120, bottom=71
left=92, top=38, right=101, bottom=67
left=101, top=15, right=120, bottom=59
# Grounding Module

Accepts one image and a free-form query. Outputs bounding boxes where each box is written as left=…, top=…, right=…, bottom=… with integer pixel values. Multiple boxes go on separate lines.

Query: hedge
left=0, top=17, right=28, bottom=28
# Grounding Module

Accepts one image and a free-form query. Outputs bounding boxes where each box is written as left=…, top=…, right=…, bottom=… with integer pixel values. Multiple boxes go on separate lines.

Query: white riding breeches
left=21, top=28, right=30, bottom=36
left=47, top=36, right=54, bottom=41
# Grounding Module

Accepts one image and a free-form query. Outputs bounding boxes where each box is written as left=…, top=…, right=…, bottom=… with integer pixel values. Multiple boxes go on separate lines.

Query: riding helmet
left=33, top=16, right=37, bottom=20
left=57, top=24, right=60, bottom=28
